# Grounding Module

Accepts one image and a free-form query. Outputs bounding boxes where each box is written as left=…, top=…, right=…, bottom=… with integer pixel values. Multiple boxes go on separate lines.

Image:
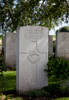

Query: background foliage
left=45, top=56, right=69, bottom=81
left=0, top=0, right=69, bottom=32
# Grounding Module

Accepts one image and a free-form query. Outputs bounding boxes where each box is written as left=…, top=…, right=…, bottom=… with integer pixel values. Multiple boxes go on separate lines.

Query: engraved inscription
left=24, top=29, right=44, bottom=41
left=22, top=27, right=47, bottom=64
left=21, top=40, right=47, bottom=64
left=27, top=51, right=40, bottom=64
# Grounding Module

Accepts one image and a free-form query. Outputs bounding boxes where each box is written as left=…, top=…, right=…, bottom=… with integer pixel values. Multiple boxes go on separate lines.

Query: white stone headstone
left=56, top=32, right=69, bottom=58
left=4, top=32, right=16, bottom=67
left=16, top=26, right=48, bottom=93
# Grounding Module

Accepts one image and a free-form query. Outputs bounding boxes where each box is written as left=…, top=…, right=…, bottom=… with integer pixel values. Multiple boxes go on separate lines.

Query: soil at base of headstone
left=3, top=90, right=53, bottom=100
left=22, top=97, right=52, bottom=100
left=4, top=90, right=69, bottom=100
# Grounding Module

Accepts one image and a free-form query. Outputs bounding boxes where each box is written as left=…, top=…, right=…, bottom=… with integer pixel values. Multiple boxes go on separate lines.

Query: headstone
left=4, top=32, right=16, bottom=67
left=16, top=26, right=48, bottom=93
left=56, top=31, right=69, bottom=58
left=49, top=35, right=53, bottom=56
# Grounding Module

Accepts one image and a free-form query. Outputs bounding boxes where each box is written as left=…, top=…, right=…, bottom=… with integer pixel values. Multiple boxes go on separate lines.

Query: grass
left=0, top=35, right=2, bottom=40
left=53, top=35, right=56, bottom=38
left=55, top=97, right=69, bottom=100
left=0, top=71, right=16, bottom=92
left=0, top=71, right=23, bottom=99
left=0, top=70, right=69, bottom=100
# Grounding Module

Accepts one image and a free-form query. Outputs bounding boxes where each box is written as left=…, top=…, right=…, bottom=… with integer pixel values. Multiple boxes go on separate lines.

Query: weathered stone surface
left=48, top=35, right=53, bottom=56
left=16, top=26, right=48, bottom=93
left=56, top=32, right=69, bottom=58
left=4, top=32, right=16, bottom=67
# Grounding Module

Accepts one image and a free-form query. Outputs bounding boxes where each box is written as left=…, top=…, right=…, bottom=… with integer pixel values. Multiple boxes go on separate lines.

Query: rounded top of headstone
left=59, top=27, right=69, bottom=32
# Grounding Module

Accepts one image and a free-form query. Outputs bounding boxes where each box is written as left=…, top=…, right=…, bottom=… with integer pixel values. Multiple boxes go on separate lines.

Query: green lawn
left=0, top=71, right=23, bottom=99
left=53, top=35, right=56, bottom=38
left=0, top=71, right=16, bottom=92
left=0, top=71, right=69, bottom=100
left=0, top=35, right=2, bottom=40
left=55, top=97, right=69, bottom=100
